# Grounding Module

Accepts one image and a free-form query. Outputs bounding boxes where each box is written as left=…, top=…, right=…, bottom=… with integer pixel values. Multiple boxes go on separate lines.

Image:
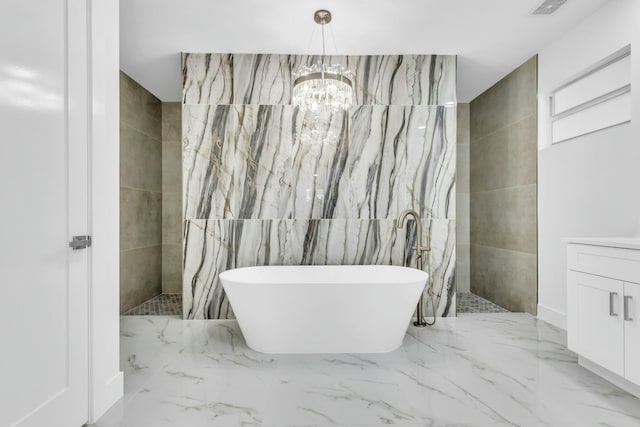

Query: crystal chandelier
left=292, top=10, right=353, bottom=114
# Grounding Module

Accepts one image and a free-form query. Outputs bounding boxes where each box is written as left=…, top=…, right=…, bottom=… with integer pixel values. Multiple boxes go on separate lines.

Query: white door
left=572, top=271, right=624, bottom=376
left=0, top=1, right=89, bottom=426
left=624, top=282, right=640, bottom=384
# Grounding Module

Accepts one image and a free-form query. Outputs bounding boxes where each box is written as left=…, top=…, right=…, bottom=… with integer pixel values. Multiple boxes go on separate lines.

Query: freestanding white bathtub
left=219, top=265, right=427, bottom=354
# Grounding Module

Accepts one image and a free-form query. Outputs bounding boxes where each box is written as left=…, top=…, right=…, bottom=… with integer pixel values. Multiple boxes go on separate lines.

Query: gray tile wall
left=162, top=102, right=182, bottom=294
left=456, top=104, right=470, bottom=293
left=120, top=72, right=163, bottom=313
left=469, top=56, right=538, bottom=314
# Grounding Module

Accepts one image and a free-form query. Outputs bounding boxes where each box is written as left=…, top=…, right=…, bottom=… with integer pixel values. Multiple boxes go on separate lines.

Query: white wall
left=89, top=0, right=123, bottom=421
left=537, top=0, right=640, bottom=329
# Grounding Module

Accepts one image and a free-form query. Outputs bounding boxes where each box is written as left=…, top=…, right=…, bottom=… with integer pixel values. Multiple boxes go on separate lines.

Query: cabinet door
left=624, top=282, right=640, bottom=384
left=572, top=271, right=624, bottom=375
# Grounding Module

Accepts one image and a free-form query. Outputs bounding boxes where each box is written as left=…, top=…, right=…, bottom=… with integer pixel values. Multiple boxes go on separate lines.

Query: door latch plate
left=69, top=235, right=91, bottom=250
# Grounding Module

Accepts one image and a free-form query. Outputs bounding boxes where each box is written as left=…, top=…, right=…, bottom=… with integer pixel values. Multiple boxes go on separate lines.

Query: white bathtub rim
left=219, top=264, right=428, bottom=286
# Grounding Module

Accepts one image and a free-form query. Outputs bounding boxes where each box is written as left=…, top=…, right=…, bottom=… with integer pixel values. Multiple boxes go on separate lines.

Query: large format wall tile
left=121, top=245, right=162, bottom=313
left=470, top=244, right=537, bottom=314
left=120, top=72, right=162, bottom=313
left=182, top=53, right=233, bottom=105
left=470, top=184, right=537, bottom=254
left=162, top=192, right=181, bottom=245
left=162, top=102, right=182, bottom=141
left=291, top=110, right=350, bottom=219
left=183, top=219, right=235, bottom=319
left=456, top=193, right=469, bottom=245
left=347, top=219, right=406, bottom=266
left=182, top=53, right=457, bottom=319
left=348, top=55, right=456, bottom=106
left=469, top=57, right=537, bottom=315
left=120, top=126, right=162, bottom=192
left=121, top=72, right=162, bottom=140
left=182, top=53, right=456, bottom=106
left=183, top=105, right=237, bottom=219
left=120, top=187, right=162, bottom=251
left=235, top=106, right=294, bottom=219
left=233, top=54, right=295, bottom=105
left=457, top=103, right=470, bottom=146
left=457, top=243, right=471, bottom=294
left=470, top=114, right=537, bottom=192
left=456, top=103, right=470, bottom=294
left=291, top=219, right=407, bottom=266
left=427, top=219, right=456, bottom=317
left=297, top=54, right=457, bottom=106
left=233, top=219, right=295, bottom=267
left=470, top=56, right=537, bottom=139
left=162, top=141, right=181, bottom=193
left=162, top=244, right=182, bottom=294
left=348, top=105, right=456, bottom=219
left=182, top=217, right=456, bottom=319
left=162, top=102, right=183, bottom=295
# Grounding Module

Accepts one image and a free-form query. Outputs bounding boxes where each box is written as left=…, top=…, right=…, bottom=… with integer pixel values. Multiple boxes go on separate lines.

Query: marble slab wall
left=182, top=53, right=457, bottom=320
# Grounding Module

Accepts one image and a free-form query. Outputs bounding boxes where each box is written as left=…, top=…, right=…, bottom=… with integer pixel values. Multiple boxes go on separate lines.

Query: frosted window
left=553, top=54, right=630, bottom=115
left=552, top=92, right=631, bottom=144
left=550, top=47, right=631, bottom=144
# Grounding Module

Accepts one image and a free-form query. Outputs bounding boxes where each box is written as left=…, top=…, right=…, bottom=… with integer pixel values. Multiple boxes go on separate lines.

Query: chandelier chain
left=292, top=9, right=353, bottom=115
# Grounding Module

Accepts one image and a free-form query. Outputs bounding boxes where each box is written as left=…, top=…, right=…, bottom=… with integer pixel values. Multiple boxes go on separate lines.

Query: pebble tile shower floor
left=96, top=313, right=640, bottom=426
left=124, top=294, right=182, bottom=316
left=457, top=293, right=509, bottom=313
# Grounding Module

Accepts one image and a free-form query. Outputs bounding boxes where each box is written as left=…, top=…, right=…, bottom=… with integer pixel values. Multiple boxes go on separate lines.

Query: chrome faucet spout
left=397, top=209, right=431, bottom=327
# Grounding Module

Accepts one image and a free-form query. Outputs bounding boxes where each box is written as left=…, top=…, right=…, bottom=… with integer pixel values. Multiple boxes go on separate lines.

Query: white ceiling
left=120, top=0, right=611, bottom=103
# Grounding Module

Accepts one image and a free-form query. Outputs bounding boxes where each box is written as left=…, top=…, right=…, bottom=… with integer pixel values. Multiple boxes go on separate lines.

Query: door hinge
left=69, top=235, right=92, bottom=250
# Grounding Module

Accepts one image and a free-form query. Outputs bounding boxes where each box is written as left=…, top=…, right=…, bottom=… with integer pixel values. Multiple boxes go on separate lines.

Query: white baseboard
left=537, top=303, right=567, bottom=330
left=90, top=371, right=123, bottom=423
left=580, top=356, right=640, bottom=398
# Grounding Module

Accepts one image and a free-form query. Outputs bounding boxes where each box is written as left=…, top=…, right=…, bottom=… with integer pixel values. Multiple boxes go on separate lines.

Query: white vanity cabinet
left=624, top=282, right=640, bottom=384
left=567, top=238, right=640, bottom=396
left=567, top=271, right=624, bottom=374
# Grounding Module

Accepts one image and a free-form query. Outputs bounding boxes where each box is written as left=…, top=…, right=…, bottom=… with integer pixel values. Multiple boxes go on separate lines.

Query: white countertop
left=565, top=237, right=640, bottom=250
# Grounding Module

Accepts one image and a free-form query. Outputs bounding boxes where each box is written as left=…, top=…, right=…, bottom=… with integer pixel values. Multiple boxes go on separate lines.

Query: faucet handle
left=412, top=245, right=431, bottom=252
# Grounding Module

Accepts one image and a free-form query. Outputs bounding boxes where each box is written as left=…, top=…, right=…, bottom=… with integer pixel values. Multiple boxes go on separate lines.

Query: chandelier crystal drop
left=292, top=10, right=354, bottom=114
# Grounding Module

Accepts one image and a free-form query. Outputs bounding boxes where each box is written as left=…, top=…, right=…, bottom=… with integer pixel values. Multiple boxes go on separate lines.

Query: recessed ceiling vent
left=532, top=0, right=568, bottom=15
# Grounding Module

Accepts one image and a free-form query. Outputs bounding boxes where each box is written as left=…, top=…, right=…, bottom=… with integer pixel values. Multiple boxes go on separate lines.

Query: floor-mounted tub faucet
left=397, top=209, right=431, bottom=327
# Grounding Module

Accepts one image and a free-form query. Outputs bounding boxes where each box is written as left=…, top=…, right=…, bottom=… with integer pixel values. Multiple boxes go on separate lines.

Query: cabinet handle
left=624, top=295, right=633, bottom=321
left=610, top=292, right=618, bottom=317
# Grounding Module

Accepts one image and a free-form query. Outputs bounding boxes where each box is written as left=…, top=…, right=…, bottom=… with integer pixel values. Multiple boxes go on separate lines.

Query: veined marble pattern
left=182, top=53, right=233, bottom=105
left=183, top=219, right=235, bottom=320
left=233, top=54, right=295, bottom=105
left=427, top=219, right=456, bottom=317
left=236, top=105, right=294, bottom=219
left=233, top=219, right=296, bottom=267
left=346, top=55, right=456, bottom=106
left=97, top=313, right=640, bottom=426
left=348, top=105, right=456, bottom=219
left=183, top=105, right=295, bottom=220
left=182, top=53, right=456, bottom=106
left=183, top=218, right=455, bottom=319
left=183, top=105, right=237, bottom=219
left=291, top=110, right=350, bottom=219
left=182, top=52, right=457, bottom=320
left=183, top=105, right=456, bottom=221
left=292, top=219, right=403, bottom=267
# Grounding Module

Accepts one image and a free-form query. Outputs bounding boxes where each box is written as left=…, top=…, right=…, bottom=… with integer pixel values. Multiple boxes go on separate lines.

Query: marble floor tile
left=98, top=313, right=640, bottom=426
